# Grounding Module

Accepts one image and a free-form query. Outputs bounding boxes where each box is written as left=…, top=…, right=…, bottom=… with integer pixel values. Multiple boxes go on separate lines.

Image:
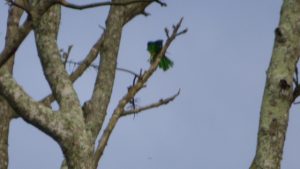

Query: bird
left=147, top=40, right=173, bottom=71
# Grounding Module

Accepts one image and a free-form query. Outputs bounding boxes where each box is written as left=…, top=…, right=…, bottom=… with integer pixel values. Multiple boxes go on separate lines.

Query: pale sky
left=2, top=1, right=300, bottom=169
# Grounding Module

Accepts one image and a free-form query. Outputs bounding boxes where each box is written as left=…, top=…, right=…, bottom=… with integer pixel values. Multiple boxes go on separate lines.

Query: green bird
left=147, top=40, right=174, bottom=71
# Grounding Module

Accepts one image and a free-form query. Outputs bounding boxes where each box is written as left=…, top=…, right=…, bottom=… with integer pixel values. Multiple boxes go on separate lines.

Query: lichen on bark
left=251, top=0, right=300, bottom=168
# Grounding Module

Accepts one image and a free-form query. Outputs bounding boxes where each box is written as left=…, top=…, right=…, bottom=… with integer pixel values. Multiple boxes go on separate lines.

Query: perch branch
left=94, top=17, right=187, bottom=165
left=122, top=89, right=180, bottom=117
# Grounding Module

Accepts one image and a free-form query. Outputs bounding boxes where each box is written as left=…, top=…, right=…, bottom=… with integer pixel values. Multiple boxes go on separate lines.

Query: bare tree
left=251, top=0, right=300, bottom=168
left=0, top=0, right=187, bottom=169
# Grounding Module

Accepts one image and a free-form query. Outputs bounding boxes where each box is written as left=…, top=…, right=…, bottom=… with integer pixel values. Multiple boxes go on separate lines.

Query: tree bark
left=32, top=5, right=95, bottom=169
left=0, top=1, right=177, bottom=169
left=84, top=0, right=153, bottom=145
left=0, top=1, right=24, bottom=168
left=251, top=0, right=300, bottom=168
left=0, top=98, right=13, bottom=169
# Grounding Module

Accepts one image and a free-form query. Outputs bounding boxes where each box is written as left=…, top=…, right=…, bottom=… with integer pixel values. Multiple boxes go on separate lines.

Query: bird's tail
left=159, top=56, right=174, bottom=71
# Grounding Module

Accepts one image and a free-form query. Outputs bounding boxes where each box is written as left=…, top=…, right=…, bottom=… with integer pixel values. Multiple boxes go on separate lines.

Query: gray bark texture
left=0, top=98, right=13, bottom=169
left=0, top=0, right=182, bottom=169
left=0, top=1, right=24, bottom=168
left=251, top=0, right=300, bottom=168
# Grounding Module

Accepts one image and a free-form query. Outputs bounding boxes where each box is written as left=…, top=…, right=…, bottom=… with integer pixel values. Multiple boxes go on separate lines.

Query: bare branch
left=164, top=18, right=187, bottom=39
left=0, top=67, right=66, bottom=142
left=5, top=0, right=31, bottom=13
left=0, top=0, right=55, bottom=68
left=84, top=1, right=155, bottom=150
left=0, top=3, right=25, bottom=166
left=0, top=17, right=32, bottom=68
left=34, top=5, right=82, bottom=111
left=122, top=89, right=180, bottom=117
left=4, top=0, right=26, bottom=72
left=62, top=45, right=73, bottom=68
left=165, top=27, right=170, bottom=38
left=153, top=0, right=167, bottom=6
left=250, top=0, right=300, bottom=167
left=66, top=60, right=141, bottom=77
left=57, top=0, right=166, bottom=10
left=41, top=6, right=147, bottom=107
left=40, top=35, right=103, bottom=106
left=117, top=67, right=141, bottom=77
left=94, top=18, right=187, bottom=166
left=176, top=28, right=188, bottom=37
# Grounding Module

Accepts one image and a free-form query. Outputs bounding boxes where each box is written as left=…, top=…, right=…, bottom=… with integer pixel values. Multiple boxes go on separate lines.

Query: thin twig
left=176, top=28, right=188, bottom=36
left=164, top=28, right=170, bottom=38
left=116, top=67, right=141, bottom=77
left=66, top=60, right=141, bottom=77
left=62, top=45, right=73, bottom=68
left=153, top=0, right=167, bottom=6
left=122, top=89, right=180, bottom=117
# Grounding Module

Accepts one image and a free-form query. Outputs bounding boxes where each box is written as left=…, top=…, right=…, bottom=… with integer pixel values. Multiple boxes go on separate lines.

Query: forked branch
left=41, top=35, right=104, bottom=106
left=1, top=0, right=56, bottom=68
left=93, top=18, right=187, bottom=167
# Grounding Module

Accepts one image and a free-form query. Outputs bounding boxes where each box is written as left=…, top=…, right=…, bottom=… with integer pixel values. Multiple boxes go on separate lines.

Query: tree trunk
left=0, top=98, right=13, bottom=169
left=0, top=2, right=24, bottom=168
left=251, top=0, right=300, bottom=168
left=61, top=139, right=94, bottom=169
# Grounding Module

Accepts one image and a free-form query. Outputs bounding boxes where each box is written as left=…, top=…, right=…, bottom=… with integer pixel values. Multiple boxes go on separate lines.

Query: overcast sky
left=2, top=0, right=300, bottom=169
